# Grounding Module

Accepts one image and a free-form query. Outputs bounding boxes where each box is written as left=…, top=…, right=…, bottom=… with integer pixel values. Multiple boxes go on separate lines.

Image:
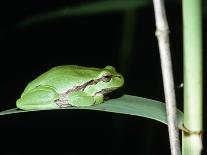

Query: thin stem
left=119, top=9, right=136, bottom=74
left=182, top=0, right=203, bottom=154
left=152, top=0, right=180, bottom=155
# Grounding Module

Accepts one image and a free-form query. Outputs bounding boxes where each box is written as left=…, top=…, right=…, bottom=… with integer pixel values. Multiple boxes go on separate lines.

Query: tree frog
left=16, top=65, right=124, bottom=110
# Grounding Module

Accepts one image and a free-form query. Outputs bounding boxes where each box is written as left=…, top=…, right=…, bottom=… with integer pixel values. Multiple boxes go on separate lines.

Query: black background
left=0, top=1, right=206, bottom=154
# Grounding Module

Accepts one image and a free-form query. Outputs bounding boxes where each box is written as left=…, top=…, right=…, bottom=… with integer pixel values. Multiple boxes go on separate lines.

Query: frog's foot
left=94, top=94, right=104, bottom=104
left=55, top=92, right=71, bottom=108
left=55, top=100, right=71, bottom=108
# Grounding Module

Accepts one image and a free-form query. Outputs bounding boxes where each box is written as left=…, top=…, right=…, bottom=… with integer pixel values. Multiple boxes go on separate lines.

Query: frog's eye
left=102, top=74, right=112, bottom=82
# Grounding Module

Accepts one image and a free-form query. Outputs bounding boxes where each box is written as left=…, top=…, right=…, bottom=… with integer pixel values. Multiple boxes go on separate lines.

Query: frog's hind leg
left=16, top=85, right=59, bottom=110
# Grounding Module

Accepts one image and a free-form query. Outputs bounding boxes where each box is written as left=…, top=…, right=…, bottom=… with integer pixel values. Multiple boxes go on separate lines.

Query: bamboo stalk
left=152, top=0, right=180, bottom=154
left=182, top=0, right=203, bottom=154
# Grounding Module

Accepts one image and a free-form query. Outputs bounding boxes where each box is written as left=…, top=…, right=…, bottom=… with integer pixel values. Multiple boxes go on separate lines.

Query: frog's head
left=86, top=66, right=124, bottom=95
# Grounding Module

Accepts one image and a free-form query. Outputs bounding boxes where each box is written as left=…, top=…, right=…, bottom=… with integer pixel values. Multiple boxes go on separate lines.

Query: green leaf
left=0, top=95, right=183, bottom=129
left=18, top=0, right=150, bottom=27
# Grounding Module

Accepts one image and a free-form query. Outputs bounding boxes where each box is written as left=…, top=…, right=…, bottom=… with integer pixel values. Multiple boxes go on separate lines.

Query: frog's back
left=22, top=65, right=101, bottom=95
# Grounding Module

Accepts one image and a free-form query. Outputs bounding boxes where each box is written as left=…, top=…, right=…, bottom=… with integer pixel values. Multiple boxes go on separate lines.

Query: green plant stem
left=153, top=0, right=180, bottom=154
left=182, top=0, right=203, bottom=154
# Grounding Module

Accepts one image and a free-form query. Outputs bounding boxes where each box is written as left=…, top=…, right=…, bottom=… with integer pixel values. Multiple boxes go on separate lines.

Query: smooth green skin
left=16, top=65, right=124, bottom=110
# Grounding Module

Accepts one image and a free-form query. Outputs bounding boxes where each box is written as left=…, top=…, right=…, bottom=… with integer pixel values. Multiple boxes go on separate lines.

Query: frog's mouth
left=95, top=87, right=119, bottom=95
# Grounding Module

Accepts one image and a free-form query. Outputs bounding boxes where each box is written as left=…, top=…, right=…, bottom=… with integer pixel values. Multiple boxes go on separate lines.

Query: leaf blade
left=0, top=95, right=183, bottom=129
left=18, top=0, right=150, bottom=27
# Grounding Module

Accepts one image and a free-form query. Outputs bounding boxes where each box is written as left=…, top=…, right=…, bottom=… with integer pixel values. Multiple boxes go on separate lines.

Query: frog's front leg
left=93, top=94, right=104, bottom=104
left=68, top=92, right=104, bottom=106
left=16, top=85, right=60, bottom=110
